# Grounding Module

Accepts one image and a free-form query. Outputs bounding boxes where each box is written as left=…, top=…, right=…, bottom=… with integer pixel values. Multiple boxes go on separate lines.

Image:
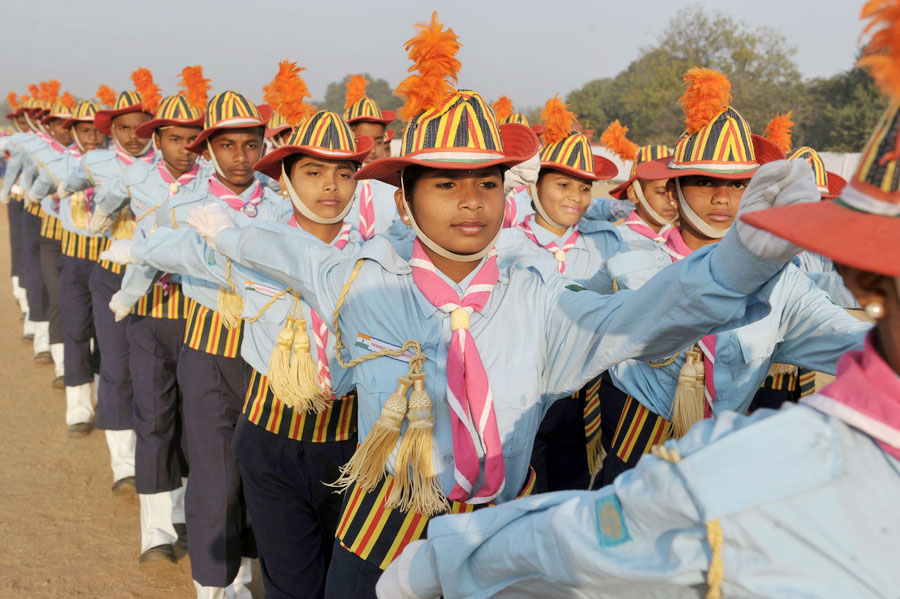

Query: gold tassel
left=767, top=362, right=797, bottom=377
left=111, top=206, right=136, bottom=240
left=217, top=259, right=244, bottom=329
left=388, top=373, right=449, bottom=516
left=69, top=192, right=91, bottom=230
left=333, top=377, right=412, bottom=492
left=266, top=315, right=304, bottom=409
left=586, top=435, right=607, bottom=480
left=287, top=311, right=330, bottom=413
left=671, top=347, right=706, bottom=438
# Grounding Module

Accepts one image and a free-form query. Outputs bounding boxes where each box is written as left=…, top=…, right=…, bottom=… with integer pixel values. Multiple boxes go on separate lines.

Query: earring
left=281, top=189, right=289, bottom=197
left=865, top=300, right=885, bottom=320
left=401, top=215, right=410, bottom=224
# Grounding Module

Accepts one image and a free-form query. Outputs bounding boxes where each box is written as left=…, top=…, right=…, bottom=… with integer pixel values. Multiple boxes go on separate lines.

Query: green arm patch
left=595, top=495, right=631, bottom=547
left=565, top=283, right=585, bottom=292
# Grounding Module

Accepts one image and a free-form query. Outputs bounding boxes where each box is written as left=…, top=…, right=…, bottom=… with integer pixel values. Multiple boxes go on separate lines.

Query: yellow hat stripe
left=114, top=90, right=142, bottom=111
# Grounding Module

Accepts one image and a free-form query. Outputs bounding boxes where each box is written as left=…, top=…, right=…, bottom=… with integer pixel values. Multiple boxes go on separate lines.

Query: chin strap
left=676, top=179, right=728, bottom=239
left=400, top=169, right=502, bottom=263
left=280, top=163, right=354, bottom=225
left=528, top=183, right=566, bottom=230
left=24, top=112, right=40, bottom=133
left=632, top=181, right=675, bottom=227
left=207, top=140, right=228, bottom=179
left=72, top=126, right=86, bottom=153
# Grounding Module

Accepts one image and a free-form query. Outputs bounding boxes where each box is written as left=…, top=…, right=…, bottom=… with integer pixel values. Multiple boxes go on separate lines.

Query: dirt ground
left=0, top=208, right=265, bottom=598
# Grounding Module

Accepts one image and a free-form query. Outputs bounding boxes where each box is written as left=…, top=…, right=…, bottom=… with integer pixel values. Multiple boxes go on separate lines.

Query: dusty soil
left=0, top=207, right=264, bottom=598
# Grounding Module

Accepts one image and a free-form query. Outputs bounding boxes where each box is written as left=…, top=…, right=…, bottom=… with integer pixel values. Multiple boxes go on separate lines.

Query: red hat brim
left=609, top=175, right=636, bottom=199
left=540, top=154, right=618, bottom=182
left=531, top=124, right=545, bottom=136
left=741, top=200, right=900, bottom=277
left=822, top=172, right=848, bottom=199
left=385, top=129, right=396, bottom=142
left=185, top=104, right=274, bottom=154
left=355, top=123, right=540, bottom=187
left=253, top=134, right=375, bottom=180
left=265, top=124, right=292, bottom=139
left=637, top=134, right=785, bottom=182
left=94, top=105, right=150, bottom=135
left=347, top=109, right=396, bottom=127
left=135, top=117, right=204, bottom=139
left=60, top=116, right=94, bottom=130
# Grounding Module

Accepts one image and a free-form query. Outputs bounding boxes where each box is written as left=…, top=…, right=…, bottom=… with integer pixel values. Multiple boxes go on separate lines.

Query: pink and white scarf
left=518, top=214, right=580, bottom=274
left=623, top=210, right=673, bottom=243
left=357, top=181, right=375, bottom=241
left=208, top=176, right=262, bottom=214
left=158, top=162, right=200, bottom=199
left=115, top=142, right=155, bottom=167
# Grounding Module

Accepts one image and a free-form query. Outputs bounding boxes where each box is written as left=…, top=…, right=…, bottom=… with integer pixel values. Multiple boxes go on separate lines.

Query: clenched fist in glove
left=186, top=203, right=235, bottom=249
left=99, top=239, right=135, bottom=265
left=503, top=152, right=540, bottom=196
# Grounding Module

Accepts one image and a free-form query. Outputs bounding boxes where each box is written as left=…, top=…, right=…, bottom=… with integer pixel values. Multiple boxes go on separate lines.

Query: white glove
left=186, top=203, right=235, bottom=249
left=376, top=540, right=435, bottom=599
left=0, top=190, right=9, bottom=205
left=503, top=152, right=540, bottom=195
left=56, top=186, right=72, bottom=199
left=99, top=239, right=135, bottom=265
left=735, top=159, right=820, bottom=263
left=89, top=211, right=115, bottom=234
left=24, top=191, right=40, bottom=208
left=609, top=198, right=634, bottom=220
left=108, top=291, right=132, bottom=323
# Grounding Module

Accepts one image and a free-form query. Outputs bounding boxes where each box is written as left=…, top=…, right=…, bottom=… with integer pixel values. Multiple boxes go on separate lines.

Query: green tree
left=318, top=74, right=403, bottom=134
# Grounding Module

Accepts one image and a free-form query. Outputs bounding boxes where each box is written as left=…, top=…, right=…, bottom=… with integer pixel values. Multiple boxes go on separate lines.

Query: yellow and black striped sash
left=242, top=369, right=357, bottom=442
left=25, top=202, right=42, bottom=216
left=336, top=467, right=537, bottom=570
left=761, top=371, right=798, bottom=392
left=183, top=298, right=243, bottom=358
left=97, top=237, right=123, bottom=273
left=40, top=209, right=63, bottom=241
left=610, top=395, right=672, bottom=465
left=579, top=375, right=603, bottom=470
left=798, top=368, right=816, bottom=398
left=133, top=281, right=191, bottom=319
left=60, top=229, right=103, bottom=261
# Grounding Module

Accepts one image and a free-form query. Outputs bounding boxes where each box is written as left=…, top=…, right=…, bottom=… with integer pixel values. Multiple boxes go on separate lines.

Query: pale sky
left=4, top=0, right=862, bottom=110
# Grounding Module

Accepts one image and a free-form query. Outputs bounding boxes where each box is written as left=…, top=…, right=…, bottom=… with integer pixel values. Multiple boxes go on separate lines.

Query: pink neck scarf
left=807, top=332, right=900, bottom=460
left=518, top=214, right=580, bottom=274
left=208, top=176, right=263, bottom=216
left=287, top=217, right=352, bottom=394
left=503, top=185, right=526, bottom=228
left=408, top=239, right=505, bottom=503
left=623, top=210, right=673, bottom=243
left=357, top=181, right=375, bottom=241
left=115, top=142, right=155, bottom=168
left=158, top=162, right=200, bottom=199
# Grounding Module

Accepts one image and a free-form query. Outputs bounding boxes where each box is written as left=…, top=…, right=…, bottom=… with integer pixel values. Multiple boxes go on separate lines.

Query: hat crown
left=671, top=107, right=757, bottom=173
left=843, top=103, right=900, bottom=213
left=499, top=113, right=529, bottom=127
left=204, top=91, right=263, bottom=130
left=49, top=101, right=73, bottom=118
left=115, top=90, right=142, bottom=111
left=789, top=146, right=830, bottom=192
left=400, top=90, right=504, bottom=160
left=72, top=100, right=99, bottom=121
left=155, top=95, right=202, bottom=122
left=268, top=113, right=289, bottom=129
left=343, top=96, right=384, bottom=122
left=286, top=110, right=358, bottom=154
left=631, top=144, right=672, bottom=176
left=539, top=130, right=595, bottom=177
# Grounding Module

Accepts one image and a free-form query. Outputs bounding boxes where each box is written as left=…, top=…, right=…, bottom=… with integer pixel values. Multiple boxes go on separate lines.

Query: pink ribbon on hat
left=518, top=214, right=580, bottom=274
left=357, top=181, right=375, bottom=241
left=409, top=239, right=505, bottom=503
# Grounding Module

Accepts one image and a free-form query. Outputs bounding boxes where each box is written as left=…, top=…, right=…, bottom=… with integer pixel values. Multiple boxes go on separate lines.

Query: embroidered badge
left=565, top=283, right=584, bottom=292
left=206, top=248, right=216, bottom=266
left=355, top=333, right=413, bottom=363
left=595, top=495, right=631, bottom=547
left=243, top=281, right=284, bottom=298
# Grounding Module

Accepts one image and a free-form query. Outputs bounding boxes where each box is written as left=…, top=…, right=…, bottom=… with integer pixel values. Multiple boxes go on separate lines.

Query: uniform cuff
left=409, top=544, right=441, bottom=599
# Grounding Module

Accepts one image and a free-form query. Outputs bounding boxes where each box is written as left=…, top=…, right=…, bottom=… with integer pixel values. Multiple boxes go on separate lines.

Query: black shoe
left=52, top=376, right=65, bottom=390
left=34, top=351, right=52, bottom=364
left=174, top=522, right=188, bottom=549
left=112, top=476, right=136, bottom=495
left=66, top=422, right=93, bottom=437
left=139, top=544, right=176, bottom=564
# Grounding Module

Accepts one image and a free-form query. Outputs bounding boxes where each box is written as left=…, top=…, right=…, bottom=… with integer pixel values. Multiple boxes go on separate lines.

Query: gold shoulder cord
left=216, top=258, right=245, bottom=329
left=329, top=259, right=449, bottom=516
left=651, top=445, right=723, bottom=599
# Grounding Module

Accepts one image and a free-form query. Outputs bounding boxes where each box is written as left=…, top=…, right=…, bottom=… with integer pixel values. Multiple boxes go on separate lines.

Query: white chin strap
left=24, top=113, right=40, bottom=133
left=12, top=120, right=23, bottom=134
left=632, top=181, right=675, bottom=226
left=72, top=126, right=86, bottom=153
left=114, top=136, right=153, bottom=158
left=675, top=179, right=729, bottom=239
left=207, top=141, right=228, bottom=179
left=529, top=183, right=566, bottom=230
left=280, top=163, right=353, bottom=225
left=401, top=169, right=502, bottom=262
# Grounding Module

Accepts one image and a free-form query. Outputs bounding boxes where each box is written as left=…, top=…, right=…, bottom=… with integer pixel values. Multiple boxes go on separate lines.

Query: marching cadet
left=599, top=119, right=676, bottom=249
left=181, top=14, right=822, bottom=598
left=92, top=69, right=216, bottom=567
left=105, top=88, right=282, bottom=591
left=104, top=107, right=372, bottom=599
left=377, top=7, right=900, bottom=597
left=342, top=74, right=399, bottom=239
left=491, top=95, right=538, bottom=228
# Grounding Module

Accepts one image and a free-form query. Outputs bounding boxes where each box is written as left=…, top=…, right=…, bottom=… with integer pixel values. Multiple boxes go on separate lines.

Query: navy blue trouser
left=324, top=539, right=383, bottom=599
left=59, top=255, right=99, bottom=386
left=21, top=210, right=48, bottom=321
left=8, top=200, right=24, bottom=280
left=90, top=264, right=133, bottom=430
left=235, top=416, right=356, bottom=599
left=530, top=395, right=590, bottom=493
left=38, top=238, right=63, bottom=344
left=129, top=314, right=187, bottom=494
left=179, top=346, right=253, bottom=587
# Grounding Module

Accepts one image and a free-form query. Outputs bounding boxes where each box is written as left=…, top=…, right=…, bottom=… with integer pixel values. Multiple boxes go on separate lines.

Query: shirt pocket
left=489, top=368, right=542, bottom=457
left=736, top=328, right=780, bottom=365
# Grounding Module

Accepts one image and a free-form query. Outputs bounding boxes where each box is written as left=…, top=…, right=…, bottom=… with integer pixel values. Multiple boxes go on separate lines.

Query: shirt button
left=443, top=455, right=453, bottom=464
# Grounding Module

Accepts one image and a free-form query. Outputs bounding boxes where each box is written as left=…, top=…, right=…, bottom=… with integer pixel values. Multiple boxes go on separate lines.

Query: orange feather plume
left=540, top=95, right=577, bottom=145
left=600, top=119, right=639, bottom=162
left=345, top=75, right=369, bottom=109
left=859, top=0, right=900, bottom=101
left=7, top=92, right=18, bottom=111
left=678, top=68, right=732, bottom=134
left=763, top=111, right=794, bottom=153
left=95, top=85, right=117, bottom=107
left=179, top=65, right=212, bottom=111
left=394, top=11, right=462, bottom=120
left=60, top=92, right=76, bottom=110
left=130, top=68, right=162, bottom=114
left=40, top=80, right=60, bottom=104
left=28, top=84, right=40, bottom=101
left=264, top=60, right=314, bottom=125
left=492, top=96, right=513, bottom=122
left=19, top=94, right=28, bottom=105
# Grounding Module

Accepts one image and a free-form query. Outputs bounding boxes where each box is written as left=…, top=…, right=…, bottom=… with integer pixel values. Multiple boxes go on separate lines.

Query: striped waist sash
left=40, top=209, right=63, bottom=241
left=98, top=237, right=123, bottom=273
left=25, top=202, right=42, bottom=216
left=336, top=466, right=537, bottom=571
left=183, top=298, right=243, bottom=358
left=60, top=229, right=103, bottom=261
left=133, top=281, right=191, bottom=320
left=242, top=368, right=357, bottom=442
left=610, top=394, right=672, bottom=466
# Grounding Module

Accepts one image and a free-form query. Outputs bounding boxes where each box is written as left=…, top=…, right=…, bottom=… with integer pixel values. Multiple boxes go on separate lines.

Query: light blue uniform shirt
left=211, top=221, right=785, bottom=503
left=17, top=135, right=50, bottom=191
left=343, top=178, right=399, bottom=237
left=1, top=132, right=31, bottom=197
left=27, top=143, right=71, bottom=202
left=408, top=402, right=900, bottom=599
left=797, top=250, right=858, bottom=309
left=604, top=246, right=869, bottom=416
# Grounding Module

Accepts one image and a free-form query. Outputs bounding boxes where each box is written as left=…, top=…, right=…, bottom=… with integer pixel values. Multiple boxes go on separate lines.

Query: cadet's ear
left=626, top=181, right=639, bottom=205
left=394, top=187, right=411, bottom=225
